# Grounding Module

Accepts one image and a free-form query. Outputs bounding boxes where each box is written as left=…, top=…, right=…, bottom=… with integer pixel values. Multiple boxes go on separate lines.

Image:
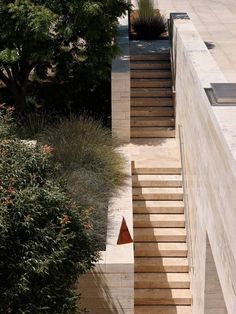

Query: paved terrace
left=133, top=0, right=236, bottom=82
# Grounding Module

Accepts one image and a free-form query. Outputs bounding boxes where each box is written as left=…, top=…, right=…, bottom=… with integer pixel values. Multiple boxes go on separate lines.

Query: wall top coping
left=112, top=13, right=130, bottom=74
left=172, top=14, right=236, bottom=162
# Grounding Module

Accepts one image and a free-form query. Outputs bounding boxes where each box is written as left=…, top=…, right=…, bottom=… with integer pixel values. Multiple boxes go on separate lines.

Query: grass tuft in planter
left=132, top=0, right=167, bottom=40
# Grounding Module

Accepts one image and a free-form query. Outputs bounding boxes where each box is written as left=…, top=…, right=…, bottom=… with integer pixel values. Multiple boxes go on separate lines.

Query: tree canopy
left=0, top=0, right=129, bottom=110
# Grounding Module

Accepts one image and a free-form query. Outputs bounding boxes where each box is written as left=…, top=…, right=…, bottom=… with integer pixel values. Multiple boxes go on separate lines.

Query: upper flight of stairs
left=132, top=161, right=192, bottom=314
left=130, top=53, right=175, bottom=139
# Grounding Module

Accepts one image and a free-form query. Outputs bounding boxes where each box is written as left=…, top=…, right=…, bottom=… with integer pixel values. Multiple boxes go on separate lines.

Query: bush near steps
left=0, top=133, right=97, bottom=313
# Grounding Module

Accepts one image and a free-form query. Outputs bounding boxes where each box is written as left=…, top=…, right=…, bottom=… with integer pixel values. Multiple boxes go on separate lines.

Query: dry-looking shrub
left=38, top=117, right=126, bottom=249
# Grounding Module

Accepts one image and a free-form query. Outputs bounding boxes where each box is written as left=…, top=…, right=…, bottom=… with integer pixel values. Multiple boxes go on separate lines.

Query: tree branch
left=0, top=67, right=10, bottom=87
left=2, top=64, right=13, bottom=81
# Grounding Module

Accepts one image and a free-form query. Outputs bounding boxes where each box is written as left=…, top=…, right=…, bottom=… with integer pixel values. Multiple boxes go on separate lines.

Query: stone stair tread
left=131, top=117, right=175, bottom=127
left=131, top=88, right=172, bottom=97
left=134, top=305, right=192, bottom=314
left=134, top=289, right=192, bottom=305
left=131, top=98, right=173, bottom=106
left=131, top=71, right=172, bottom=79
left=132, top=174, right=182, bottom=187
left=131, top=62, right=171, bottom=70
left=133, top=187, right=183, bottom=194
left=134, top=273, right=190, bottom=289
left=131, top=111, right=174, bottom=118
left=133, top=187, right=183, bottom=201
left=131, top=106, right=174, bottom=112
left=133, top=201, right=184, bottom=213
left=132, top=162, right=181, bottom=175
left=134, top=228, right=186, bottom=242
left=133, top=215, right=185, bottom=221
left=135, top=257, right=189, bottom=273
left=133, top=214, right=185, bottom=228
left=131, top=87, right=172, bottom=91
left=131, top=79, right=172, bottom=88
left=131, top=127, right=175, bottom=139
left=135, top=242, right=187, bottom=257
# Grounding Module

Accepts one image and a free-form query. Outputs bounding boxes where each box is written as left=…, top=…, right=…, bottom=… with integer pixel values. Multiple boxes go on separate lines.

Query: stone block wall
left=77, top=150, right=134, bottom=313
left=112, top=14, right=130, bottom=143
left=172, top=14, right=236, bottom=314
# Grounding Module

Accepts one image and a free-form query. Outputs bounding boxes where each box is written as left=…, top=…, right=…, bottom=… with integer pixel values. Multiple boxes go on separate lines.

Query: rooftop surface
left=132, top=0, right=236, bottom=83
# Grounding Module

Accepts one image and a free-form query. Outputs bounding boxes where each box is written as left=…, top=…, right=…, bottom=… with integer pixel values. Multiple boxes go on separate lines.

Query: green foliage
left=38, top=117, right=126, bottom=249
left=133, top=0, right=166, bottom=40
left=0, top=0, right=129, bottom=110
left=0, top=106, right=17, bottom=139
left=0, top=121, right=97, bottom=312
left=16, top=110, right=53, bottom=139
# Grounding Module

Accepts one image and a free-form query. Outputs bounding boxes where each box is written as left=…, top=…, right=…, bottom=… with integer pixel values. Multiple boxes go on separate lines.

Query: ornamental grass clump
left=38, top=116, right=126, bottom=250
left=133, top=0, right=167, bottom=40
left=0, top=138, right=97, bottom=313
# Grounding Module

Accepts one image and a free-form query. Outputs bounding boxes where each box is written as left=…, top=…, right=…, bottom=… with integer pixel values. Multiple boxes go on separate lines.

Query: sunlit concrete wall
left=77, top=151, right=134, bottom=313
left=172, top=14, right=236, bottom=314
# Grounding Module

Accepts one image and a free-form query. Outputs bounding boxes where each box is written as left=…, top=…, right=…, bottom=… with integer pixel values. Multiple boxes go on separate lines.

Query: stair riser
left=134, top=235, right=186, bottom=242
left=134, top=222, right=185, bottom=228
left=134, top=299, right=191, bottom=306
left=131, top=131, right=175, bottom=138
left=131, top=99, right=173, bottom=106
left=133, top=207, right=184, bottom=214
left=131, top=112, right=174, bottom=118
left=133, top=194, right=183, bottom=201
left=135, top=265, right=189, bottom=273
left=131, top=91, right=173, bottom=97
left=134, top=281, right=190, bottom=289
left=135, top=251, right=187, bottom=257
left=131, top=63, right=171, bottom=70
left=132, top=169, right=181, bottom=175
left=131, top=81, right=172, bottom=88
left=131, top=72, right=172, bottom=79
left=134, top=305, right=192, bottom=314
left=131, top=120, right=175, bottom=127
left=132, top=181, right=182, bottom=187
left=131, top=55, right=170, bottom=61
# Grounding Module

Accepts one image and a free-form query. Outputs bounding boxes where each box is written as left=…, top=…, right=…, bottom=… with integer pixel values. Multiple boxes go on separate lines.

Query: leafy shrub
left=0, top=139, right=97, bottom=313
left=38, top=117, right=126, bottom=250
left=0, top=106, right=16, bottom=140
left=133, top=0, right=166, bottom=40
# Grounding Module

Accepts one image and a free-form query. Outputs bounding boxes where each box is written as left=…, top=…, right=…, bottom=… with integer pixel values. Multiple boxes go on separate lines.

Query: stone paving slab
left=132, top=0, right=236, bottom=82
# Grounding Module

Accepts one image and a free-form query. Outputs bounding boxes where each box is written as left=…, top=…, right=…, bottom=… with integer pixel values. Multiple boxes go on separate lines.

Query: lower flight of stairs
left=130, top=53, right=175, bottom=139
left=132, top=161, right=192, bottom=314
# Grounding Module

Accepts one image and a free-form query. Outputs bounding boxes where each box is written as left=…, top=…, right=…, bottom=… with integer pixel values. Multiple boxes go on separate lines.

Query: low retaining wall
left=112, top=14, right=130, bottom=143
left=77, top=151, right=134, bottom=313
left=172, top=13, right=236, bottom=314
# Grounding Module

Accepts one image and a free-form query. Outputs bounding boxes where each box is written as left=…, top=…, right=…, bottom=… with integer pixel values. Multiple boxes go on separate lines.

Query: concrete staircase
left=132, top=161, right=192, bottom=314
left=130, top=53, right=175, bottom=138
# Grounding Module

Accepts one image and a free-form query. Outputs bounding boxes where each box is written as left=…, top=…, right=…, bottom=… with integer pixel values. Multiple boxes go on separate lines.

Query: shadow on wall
left=204, top=41, right=216, bottom=50
left=76, top=262, right=133, bottom=314
left=130, top=39, right=170, bottom=55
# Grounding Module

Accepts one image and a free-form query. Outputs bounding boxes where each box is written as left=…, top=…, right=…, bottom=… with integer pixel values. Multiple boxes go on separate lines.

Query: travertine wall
left=77, top=151, right=134, bottom=313
left=112, top=14, right=130, bottom=143
left=205, top=236, right=227, bottom=314
left=173, top=16, right=236, bottom=314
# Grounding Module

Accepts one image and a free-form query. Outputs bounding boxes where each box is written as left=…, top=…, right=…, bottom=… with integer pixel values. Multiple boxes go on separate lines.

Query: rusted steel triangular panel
left=117, top=217, right=133, bottom=245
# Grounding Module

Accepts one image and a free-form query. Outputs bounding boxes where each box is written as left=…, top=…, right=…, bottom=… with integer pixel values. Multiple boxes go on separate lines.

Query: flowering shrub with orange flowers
left=0, top=134, right=97, bottom=312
